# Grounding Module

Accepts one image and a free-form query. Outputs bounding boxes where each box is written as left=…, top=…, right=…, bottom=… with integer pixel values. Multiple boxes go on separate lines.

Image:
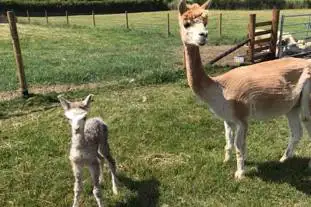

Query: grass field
left=1, top=83, right=311, bottom=206
left=2, top=9, right=311, bottom=206
left=2, top=9, right=311, bottom=92
left=0, top=14, right=183, bottom=92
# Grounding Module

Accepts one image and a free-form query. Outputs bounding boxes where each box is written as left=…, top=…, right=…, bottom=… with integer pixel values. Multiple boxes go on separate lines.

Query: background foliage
left=1, top=0, right=311, bottom=16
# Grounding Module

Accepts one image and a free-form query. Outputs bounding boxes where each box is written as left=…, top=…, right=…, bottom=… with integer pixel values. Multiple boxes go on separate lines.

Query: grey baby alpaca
left=58, top=94, right=118, bottom=207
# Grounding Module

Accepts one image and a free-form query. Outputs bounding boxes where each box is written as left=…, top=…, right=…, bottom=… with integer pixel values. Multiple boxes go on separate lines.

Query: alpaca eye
left=184, top=22, right=191, bottom=28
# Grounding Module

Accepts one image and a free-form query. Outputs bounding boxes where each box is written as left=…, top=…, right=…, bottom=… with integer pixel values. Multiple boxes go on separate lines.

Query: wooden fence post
left=270, top=8, right=280, bottom=59
left=125, top=11, right=129, bottom=29
left=219, top=13, right=222, bottom=36
left=92, top=10, right=96, bottom=26
left=167, top=13, right=170, bottom=36
left=45, top=10, right=48, bottom=24
left=248, top=14, right=256, bottom=63
left=7, top=11, right=28, bottom=98
left=66, top=10, right=69, bottom=25
left=26, top=10, right=30, bottom=23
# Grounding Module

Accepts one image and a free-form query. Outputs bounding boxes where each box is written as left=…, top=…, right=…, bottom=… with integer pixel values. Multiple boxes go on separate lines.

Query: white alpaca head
left=58, top=94, right=93, bottom=134
left=178, top=0, right=212, bottom=46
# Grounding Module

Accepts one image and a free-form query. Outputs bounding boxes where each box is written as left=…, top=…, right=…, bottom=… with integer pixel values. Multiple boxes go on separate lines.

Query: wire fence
left=11, top=9, right=311, bottom=42
left=4, top=9, right=311, bottom=95
left=15, top=10, right=254, bottom=39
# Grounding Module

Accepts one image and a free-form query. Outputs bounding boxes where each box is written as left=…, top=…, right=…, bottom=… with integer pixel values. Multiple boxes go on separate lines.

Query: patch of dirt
left=0, top=83, right=101, bottom=101
left=199, top=44, right=248, bottom=66
left=175, top=44, right=248, bottom=68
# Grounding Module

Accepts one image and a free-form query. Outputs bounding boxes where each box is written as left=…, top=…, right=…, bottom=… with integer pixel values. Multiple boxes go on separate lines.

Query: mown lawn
left=1, top=83, right=311, bottom=206
left=0, top=21, right=183, bottom=91
left=1, top=10, right=311, bottom=92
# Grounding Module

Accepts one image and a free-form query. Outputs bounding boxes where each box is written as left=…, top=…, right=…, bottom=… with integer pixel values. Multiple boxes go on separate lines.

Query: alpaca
left=58, top=94, right=118, bottom=207
left=178, top=0, right=311, bottom=179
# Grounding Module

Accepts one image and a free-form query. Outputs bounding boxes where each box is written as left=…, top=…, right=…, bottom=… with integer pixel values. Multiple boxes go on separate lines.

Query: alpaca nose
left=73, top=125, right=80, bottom=132
left=199, top=32, right=208, bottom=38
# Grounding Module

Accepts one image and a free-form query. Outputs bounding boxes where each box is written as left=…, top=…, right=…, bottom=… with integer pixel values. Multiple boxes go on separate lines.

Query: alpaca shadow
left=247, top=157, right=311, bottom=195
left=0, top=93, right=59, bottom=120
left=115, top=175, right=160, bottom=207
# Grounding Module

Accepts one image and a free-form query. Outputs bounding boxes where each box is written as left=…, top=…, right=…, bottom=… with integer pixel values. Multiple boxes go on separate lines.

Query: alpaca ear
left=82, top=94, right=94, bottom=109
left=201, top=0, right=212, bottom=9
left=58, top=95, right=71, bottom=111
left=178, top=0, right=187, bottom=15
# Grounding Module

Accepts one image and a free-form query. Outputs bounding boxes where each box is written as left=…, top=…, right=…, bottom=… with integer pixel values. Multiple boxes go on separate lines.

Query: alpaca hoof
left=112, top=178, right=119, bottom=195
left=301, top=114, right=311, bottom=122
left=279, top=155, right=289, bottom=163
left=223, top=157, right=230, bottom=163
left=223, top=151, right=231, bottom=163
left=279, top=157, right=286, bottom=163
left=234, top=170, right=245, bottom=180
left=112, top=187, right=118, bottom=195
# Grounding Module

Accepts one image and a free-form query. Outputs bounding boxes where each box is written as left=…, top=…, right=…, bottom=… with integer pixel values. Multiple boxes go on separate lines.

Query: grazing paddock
left=2, top=9, right=311, bottom=206
left=1, top=84, right=311, bottom=206
left=1, top=9, right=311, bottom=93
left=0, top=22, right=182, bottom=92
left=1, top=10, right=311, bottom=92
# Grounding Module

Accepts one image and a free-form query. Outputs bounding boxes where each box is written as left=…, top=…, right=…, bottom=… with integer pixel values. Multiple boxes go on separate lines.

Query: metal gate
left=278, top=13, right=311, bottom=58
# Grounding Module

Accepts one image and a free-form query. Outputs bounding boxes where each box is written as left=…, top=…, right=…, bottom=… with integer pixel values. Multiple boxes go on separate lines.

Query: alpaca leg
left=300, top=78, right=311, bottom=121
left=302, top=98, right=311, bottom=137
left=234, top=121, right=248, bottom=180
left=71, top=162, right=83, bottom=207
left=223, top=121, right=234, bottom=163
left=302, top=118, right=311, bottom=168
left=104, top=152, right=118, bottom=195
left=302, top=119, right=311, bottom=138
left=98, top=158, right=104, bottom=184
left=88, top=162, right=104, bottom=207
left=99, top=144, right=118, bottom=195
left=280, top=108, right=303, bottom=162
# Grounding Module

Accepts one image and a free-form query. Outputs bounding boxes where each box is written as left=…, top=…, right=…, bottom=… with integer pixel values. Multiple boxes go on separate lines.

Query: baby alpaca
left=58, top=94, right=118, bottom=207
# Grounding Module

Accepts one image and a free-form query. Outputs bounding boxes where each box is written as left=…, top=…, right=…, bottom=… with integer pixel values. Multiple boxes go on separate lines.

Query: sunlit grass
left=1, top=83, right=311, bottom=206
left=2, top=8, right=311, bottom=207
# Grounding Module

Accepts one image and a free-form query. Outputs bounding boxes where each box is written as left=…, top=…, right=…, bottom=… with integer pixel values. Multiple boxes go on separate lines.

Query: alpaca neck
left=183, top=44, right=215, bottom=98
left=71, top=130, right=85, bottom=148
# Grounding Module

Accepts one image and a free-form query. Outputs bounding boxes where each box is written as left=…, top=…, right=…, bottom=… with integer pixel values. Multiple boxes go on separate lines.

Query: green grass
left=1, top=83, right=311, bottom=206
left=2, top=9, right=311, bottom=92
left=0, top=17, right=183, bottom=91
left=3, top=8, right=311, bottom=207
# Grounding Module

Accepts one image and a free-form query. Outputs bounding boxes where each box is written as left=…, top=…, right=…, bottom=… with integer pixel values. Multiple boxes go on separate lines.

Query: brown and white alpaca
left=178, top=0, right=311, bottom=179
left=58, top=94, right=118, bottom=207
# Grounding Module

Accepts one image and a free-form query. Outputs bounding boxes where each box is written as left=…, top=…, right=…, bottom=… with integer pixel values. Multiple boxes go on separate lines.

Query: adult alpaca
left=178, top=0, right=311, bottom=179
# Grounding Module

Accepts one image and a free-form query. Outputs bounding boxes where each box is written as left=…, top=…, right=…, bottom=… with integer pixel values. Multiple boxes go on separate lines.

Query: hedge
left=0, top=1, right=171, bottom=16
left=0, top=0, right=311, bottom=16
